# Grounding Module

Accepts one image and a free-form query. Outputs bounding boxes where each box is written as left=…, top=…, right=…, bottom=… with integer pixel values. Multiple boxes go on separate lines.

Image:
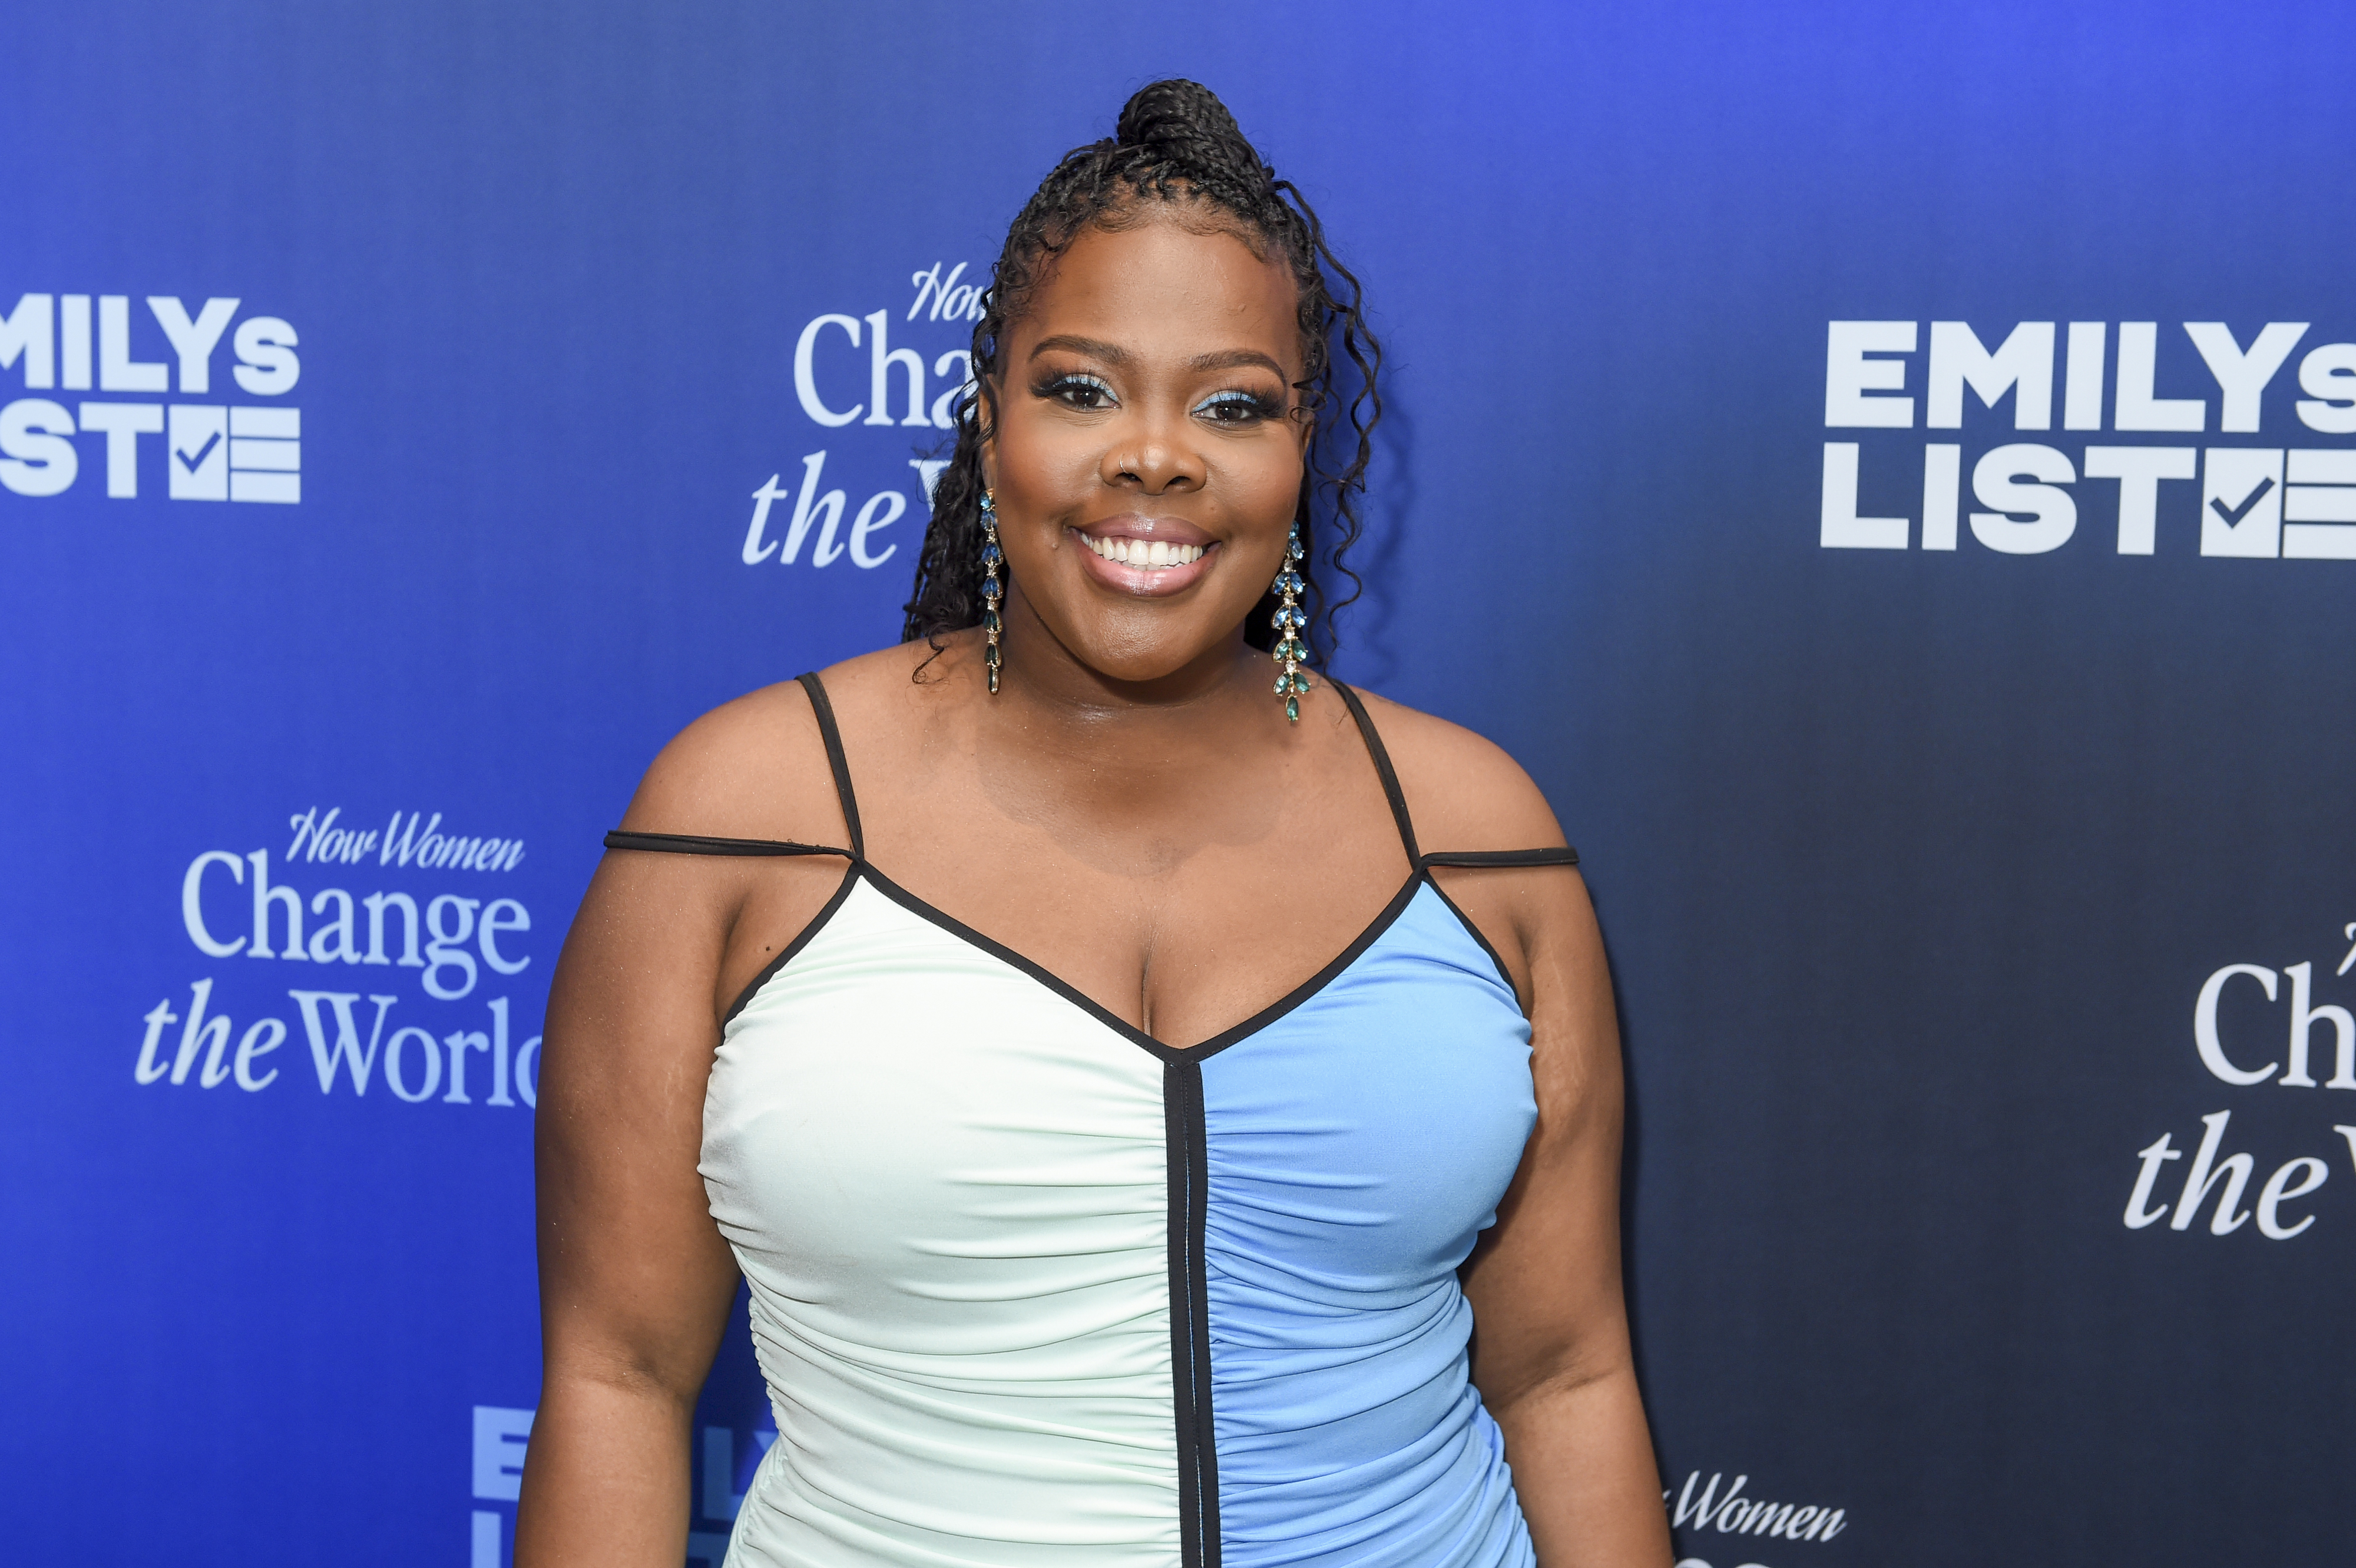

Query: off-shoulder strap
left=1327, top=680, right=1578, bottom=872
left=601, top=671, right=865, bottom=862
left=1419, top=846, right=1579, bottom=868
left=607, top=679, right=1576, bottom=870
left=602, top=830, right=853, bottom=858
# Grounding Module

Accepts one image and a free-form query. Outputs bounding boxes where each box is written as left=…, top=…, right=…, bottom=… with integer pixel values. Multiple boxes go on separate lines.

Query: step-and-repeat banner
left=5, top=4, right=2349, bottom=1564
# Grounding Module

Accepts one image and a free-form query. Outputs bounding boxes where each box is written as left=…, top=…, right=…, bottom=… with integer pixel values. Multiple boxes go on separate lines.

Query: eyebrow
left=1185, top=348, right=1287, bottom=377
left=1027, top=336, right=1286, bottom=379
left=1029, top=335, right=1130, bottom=364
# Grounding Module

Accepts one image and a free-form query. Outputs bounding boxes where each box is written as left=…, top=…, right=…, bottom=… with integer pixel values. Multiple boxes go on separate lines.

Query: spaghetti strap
left=603, top=830, right=854, bottom=859
left=1330, top=679, right=1421, bottom=864
left=1420, top=846, right=1579, bottom=868
left=796, top=671, right=865, bottom=860
left=607, top=674, right=1572, bottom=871
left=1328, top=680, right=1579, bottom=873
left=601, top=671, right=865, bottom=862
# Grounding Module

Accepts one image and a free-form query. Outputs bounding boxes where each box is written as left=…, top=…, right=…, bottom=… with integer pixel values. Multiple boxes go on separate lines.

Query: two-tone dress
left=605, top=674, right=1579, bottom=1567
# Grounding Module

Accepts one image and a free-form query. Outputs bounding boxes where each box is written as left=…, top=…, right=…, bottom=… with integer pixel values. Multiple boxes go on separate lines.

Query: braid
left=901, top=80, right=1383, bottom=665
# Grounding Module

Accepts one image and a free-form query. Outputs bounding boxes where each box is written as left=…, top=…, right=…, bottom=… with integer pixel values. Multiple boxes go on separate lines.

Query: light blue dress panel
left=1201, top=884, right=1538, bottom=1568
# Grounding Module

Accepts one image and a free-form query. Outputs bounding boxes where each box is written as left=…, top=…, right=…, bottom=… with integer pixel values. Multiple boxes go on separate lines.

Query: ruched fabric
left=1200, top=886, right=1537, bottom=1567
left=704, top=878, right=1179, bottom=1566
left=700, top=870, right=1538, bottom=1567
left=660, top=666, right=1551, bottom=1567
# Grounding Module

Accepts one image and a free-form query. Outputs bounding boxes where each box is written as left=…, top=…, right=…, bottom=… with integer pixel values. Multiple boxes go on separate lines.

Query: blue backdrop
left=5, top=4, right=2352, bottom=1564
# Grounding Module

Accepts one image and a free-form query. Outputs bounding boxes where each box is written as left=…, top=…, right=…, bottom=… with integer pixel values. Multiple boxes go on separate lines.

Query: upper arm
left=535, top=681, right=849, bottom=1397
left=1356, top=692, right=1632, bottom=1401
left=1456, top=868, right=1630, bottom=1407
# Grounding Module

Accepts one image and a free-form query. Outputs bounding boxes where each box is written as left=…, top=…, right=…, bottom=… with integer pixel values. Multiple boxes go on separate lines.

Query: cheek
left=995, top=409, right=1100, bottom=505
left=1220, top=439, right=1305, bottom=521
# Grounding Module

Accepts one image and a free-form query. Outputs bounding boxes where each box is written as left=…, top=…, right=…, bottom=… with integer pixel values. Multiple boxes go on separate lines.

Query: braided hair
left=901, top=78, right=1382, bottom=664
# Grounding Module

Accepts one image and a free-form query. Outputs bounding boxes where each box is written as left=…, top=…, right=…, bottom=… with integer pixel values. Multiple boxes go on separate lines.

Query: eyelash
left=1038, top=372, right=1116, bottom=411
left=1033, top=374, right=1284, bottom=426
left=1194, top=389, right=1285, bottom=425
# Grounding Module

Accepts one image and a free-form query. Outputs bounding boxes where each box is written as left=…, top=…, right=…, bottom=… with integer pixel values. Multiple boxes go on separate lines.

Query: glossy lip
left=1069, top=514, right=1219, bottom=597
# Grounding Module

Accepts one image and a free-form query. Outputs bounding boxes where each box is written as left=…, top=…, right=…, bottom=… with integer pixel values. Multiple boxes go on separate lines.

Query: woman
left=519, top=80, right=1672, bottom=1568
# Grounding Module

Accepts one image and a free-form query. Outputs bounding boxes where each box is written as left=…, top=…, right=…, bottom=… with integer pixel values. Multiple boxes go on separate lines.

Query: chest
left=844, top=773, right=1423, bottom=1046
left=702, top=875, right=1538, bottom=1305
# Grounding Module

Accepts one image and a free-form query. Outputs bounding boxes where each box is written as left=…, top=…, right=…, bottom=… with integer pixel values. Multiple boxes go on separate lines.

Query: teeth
left=1084, top=535, right=1205, bottom=568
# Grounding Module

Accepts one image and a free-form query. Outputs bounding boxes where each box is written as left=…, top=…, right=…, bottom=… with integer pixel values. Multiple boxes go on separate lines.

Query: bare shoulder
left=617, top=643, right=929, bottom=846
left=1342, top=686, right=1606, bottom=1032
left=1344, top=685, right=1570, bottom=858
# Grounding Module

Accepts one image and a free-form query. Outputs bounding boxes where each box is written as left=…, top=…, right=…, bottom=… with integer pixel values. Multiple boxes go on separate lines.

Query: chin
left=1074, top=633, right=1232, bottom=688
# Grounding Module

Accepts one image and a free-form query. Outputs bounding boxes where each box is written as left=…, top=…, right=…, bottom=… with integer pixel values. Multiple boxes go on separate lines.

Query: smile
left=1080, top=534, right=1207, bottom=568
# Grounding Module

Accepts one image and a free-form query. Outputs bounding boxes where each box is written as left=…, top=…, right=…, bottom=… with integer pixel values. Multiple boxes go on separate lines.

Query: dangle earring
left=979, top=489, right=1004, bottom=694
left=1270, top=524, right=1311, bottom=723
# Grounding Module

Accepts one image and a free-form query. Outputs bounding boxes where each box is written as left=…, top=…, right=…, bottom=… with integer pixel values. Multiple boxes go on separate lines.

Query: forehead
left=1013, top=214, right=1301, bottom=370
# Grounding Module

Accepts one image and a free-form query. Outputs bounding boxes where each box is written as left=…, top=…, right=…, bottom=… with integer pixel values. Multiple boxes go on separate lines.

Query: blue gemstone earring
left=980, top=489, right=1004, bottom=694
left=1270, top=524, right=1309, bottom=723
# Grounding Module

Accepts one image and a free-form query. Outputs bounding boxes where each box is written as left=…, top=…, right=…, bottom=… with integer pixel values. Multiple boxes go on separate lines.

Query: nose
left=1101, top=405, right=1204, bottom=495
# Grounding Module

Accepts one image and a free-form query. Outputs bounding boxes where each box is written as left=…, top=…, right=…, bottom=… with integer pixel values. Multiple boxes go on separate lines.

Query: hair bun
left=1115, top=79, right=1266, bottom=183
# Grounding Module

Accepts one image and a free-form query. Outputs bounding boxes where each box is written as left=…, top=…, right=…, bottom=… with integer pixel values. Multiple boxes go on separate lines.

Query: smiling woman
left=902, top=78, right=1379, bottom=694
left=519, top=80, right=1673, bottom=1568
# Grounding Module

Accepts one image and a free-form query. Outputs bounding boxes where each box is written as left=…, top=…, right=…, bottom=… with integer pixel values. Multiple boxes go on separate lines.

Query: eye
left=1194, top=389, right=1285, bottom=425
left=1039, top=372, right=1117, bottom=411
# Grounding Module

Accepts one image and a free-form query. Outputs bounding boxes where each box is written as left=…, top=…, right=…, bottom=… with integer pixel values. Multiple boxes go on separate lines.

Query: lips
left=1069, top=517, right=1219, bottom=596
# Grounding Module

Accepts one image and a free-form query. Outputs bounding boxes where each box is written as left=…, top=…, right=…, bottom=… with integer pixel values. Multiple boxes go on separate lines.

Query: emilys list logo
left=1819, top=320, right=2356, bottom=559
left=0, top=292, right=300, bottom=503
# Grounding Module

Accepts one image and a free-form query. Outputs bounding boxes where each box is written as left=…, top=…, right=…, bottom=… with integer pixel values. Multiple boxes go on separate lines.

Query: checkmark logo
left=175, top=431, right=221, bottom=472
left=2209, top=477, right=2275, bottom=527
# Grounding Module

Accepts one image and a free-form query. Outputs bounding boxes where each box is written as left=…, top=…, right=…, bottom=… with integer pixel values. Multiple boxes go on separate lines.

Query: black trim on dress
left=1418, top=873, right=1527, bottom=1003
left=1421, top=846, right=1579, bottom=868
left=598, top=669, right=1591, bottom=1566
left=600, top=828, right=863, bottom=1023
left=1164, top=1058, right=1220, bottom=1568
left=1325, top=679, right=1582, bottom=1002
left=603, top=829, right=853, bottom=859
left=606, top=673, right=1584, bottom=1037
left=722, top=864, right=862, bottom=1025
left=859, top=859, right=1427, bottom=1064
left=1330, top=679, right=1421, bottom=867
left=796, top=670, right=865, bottom=859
